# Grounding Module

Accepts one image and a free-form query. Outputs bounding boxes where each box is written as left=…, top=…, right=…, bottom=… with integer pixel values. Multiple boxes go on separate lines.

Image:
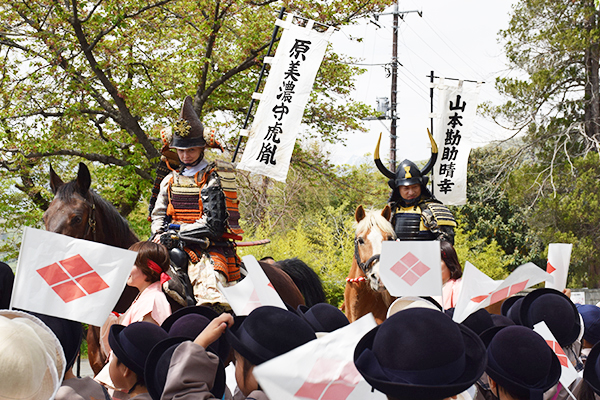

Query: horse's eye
left=357, top=237, right=365, bottom=245
left=71, top=216, right=82, bottom=225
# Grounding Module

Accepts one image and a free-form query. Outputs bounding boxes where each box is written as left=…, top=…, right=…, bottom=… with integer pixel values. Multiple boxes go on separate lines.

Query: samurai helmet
left=170, top=96, right=207, bottom=149
left=374, top=129, right=438, bottom=188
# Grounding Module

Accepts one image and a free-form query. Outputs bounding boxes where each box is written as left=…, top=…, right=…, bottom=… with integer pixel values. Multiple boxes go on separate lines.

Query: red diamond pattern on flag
left=294, top=358, right=361, bottom=400
left=390, top=252, right=431, bottom=286
left=241, top=289, right=262, bottom=315
left=546, top=340, right=569, bottom=368
left=471, top=281, right=529, bottom=305
left=37, top=255, right=109, bottom=303
left=547, top=261, right=556, bottom=274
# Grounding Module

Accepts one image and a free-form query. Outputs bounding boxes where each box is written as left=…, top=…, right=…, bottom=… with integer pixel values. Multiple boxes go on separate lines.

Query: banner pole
left=231, top=7, right=286, bottom=163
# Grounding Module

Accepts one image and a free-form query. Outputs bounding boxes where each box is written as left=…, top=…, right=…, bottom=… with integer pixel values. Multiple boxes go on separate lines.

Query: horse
left=44, top=162, right=139, bottom=375
left=343, top=205, right=396, bottom=324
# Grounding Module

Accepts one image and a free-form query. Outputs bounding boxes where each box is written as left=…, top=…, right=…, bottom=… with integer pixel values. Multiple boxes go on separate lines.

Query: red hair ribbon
left=147, top=259, right=171, bottom=285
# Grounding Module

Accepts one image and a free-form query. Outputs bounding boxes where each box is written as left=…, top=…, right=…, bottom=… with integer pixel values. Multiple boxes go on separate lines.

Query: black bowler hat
left=483, top=325, right=560, bottom=400
left=161, top=306, right=230, bottom=362
left=354, top=308, right=487, bottom=400
left=584, top=341, right=600, bottom=395
left=520, top=288, right=580, bottom=347
left=109, top=322, right=169, bottom=377
left=296, top=303, right=349, bottom=334
left=144, top=337, right=226, bottom=400
left=226, top=306, right=316, bottom=366
left=29, top=312, right=83, bottom=372
left=501, top=296, right=525, bottom=325
left=461, top=309, right=494, bottom=336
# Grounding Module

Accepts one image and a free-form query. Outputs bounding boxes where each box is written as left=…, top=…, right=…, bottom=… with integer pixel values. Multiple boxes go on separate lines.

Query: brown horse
left=44, top=162, right=139, bottom=374
left=343, top=205, right=396, bottom=324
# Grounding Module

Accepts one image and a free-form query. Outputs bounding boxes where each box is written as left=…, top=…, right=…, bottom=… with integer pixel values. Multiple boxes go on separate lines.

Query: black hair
left=441, top=241, right=462, bottom=280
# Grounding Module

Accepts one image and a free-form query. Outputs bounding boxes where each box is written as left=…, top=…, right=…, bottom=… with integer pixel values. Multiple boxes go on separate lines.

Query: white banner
left=545, top=243, right=572, bottom=292
left=10, top=227, right=136, bottom=326
left=237, top=14, right=334, bottom=182
left=534, top=321, right=579, bottom=388
left=453, top=262, right=552, bottom=323
left=432, top=80, right=480, bottom=205
left=378, top=241, right=442, bottom=298
left=254, top=314, right=386, bottom=400
left=217, top=255, right=286, bottom=315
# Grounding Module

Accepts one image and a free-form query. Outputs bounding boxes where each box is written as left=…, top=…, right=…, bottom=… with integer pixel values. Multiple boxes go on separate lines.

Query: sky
left=324, top=0, right=518, bottom=165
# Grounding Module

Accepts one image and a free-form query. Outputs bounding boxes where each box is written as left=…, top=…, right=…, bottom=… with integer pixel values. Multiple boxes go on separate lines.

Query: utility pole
left=375, top=3, right=422, bottom=172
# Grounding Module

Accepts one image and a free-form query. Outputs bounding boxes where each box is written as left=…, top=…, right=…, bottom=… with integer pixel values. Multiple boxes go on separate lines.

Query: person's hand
left=194, top=313, right=234, bottom=349
left=563, top=288, right=571, bottom=298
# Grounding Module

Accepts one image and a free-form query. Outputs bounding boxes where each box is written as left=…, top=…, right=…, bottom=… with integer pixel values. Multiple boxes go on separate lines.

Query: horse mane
left=56, top=181, right=139, bottom=248
left=355, top=208, right=395, bottom=238
left=276, top=258, right=326, bottom=307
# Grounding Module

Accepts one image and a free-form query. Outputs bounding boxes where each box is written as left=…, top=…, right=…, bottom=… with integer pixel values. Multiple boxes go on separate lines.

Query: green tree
left=0, top=0, right=393, bottom=233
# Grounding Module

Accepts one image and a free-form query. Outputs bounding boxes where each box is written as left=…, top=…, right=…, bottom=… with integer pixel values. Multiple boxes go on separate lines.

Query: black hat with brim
left=483, top=325, right=561, bottom=400
left=144, top=337, right=226, bottom=400
left=354, top=308, right=487, bottom=400
left=108, top=322, right=169, bottom=377
left=520, top=288, right=580, bottom=347
left=225, top=306, right=316, bottom=366
left=584, top=341, right=600, bottom=395
left=296, top=303, right=349, bottom=333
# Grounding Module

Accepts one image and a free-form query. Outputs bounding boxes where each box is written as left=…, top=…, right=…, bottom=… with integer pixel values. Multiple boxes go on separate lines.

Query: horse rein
left=347, top=236, right=380, bottom=284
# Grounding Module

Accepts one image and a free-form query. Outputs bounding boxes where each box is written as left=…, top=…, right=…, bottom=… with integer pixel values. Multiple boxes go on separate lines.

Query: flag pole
left=231, top=7, right=286, bottom=163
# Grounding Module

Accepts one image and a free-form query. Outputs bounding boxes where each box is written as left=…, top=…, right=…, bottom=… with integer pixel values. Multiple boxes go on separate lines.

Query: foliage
left=0, top=0, right=394, bottom=233
left=506, top=152, right=600, bottom=287
left=455, top=146, right=545, bottom=271
left=238, top=204, right=354, bottom=307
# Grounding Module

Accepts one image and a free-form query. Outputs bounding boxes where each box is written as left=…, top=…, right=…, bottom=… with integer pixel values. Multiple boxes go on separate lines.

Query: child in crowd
left=482, top=325, right=560, bottom=400
left=156, top=305, right=316, bottom=399
left=107, top=322, right=169, bottom=399
left=354, top=307, right=487, bottom=400
left=29, top=312, right=110, bottom=400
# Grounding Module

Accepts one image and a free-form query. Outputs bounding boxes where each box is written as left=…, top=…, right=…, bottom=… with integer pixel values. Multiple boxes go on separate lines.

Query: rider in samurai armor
left=374, top=131, right=457, bottom=244
left=151, top=96, right=243, bottom=310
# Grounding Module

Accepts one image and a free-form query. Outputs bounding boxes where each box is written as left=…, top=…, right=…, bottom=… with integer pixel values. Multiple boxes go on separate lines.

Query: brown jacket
left=162, top=341, right=268, bottom=400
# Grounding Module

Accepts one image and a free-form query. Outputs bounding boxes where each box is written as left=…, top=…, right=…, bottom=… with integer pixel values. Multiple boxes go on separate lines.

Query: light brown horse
left=343, top=205, right=396, bottom=324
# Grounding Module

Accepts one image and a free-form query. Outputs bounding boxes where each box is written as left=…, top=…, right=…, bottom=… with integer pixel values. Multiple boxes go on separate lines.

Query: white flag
left=432, top=80, right=480, bottom=205
left=546, top=243, right=572, bottom=292
left=378, top=241, right=442, bottom=298
left=533, top=321, right=579, bottom=388
left=453, top=262, right=552, bottom=323
left=237, top=14, right=334, bottom=182
left=254, top=314, right=386, bottom=400
left=218, top=255, right=286, bottom=315
left=10, top=227, right=136, bottom=326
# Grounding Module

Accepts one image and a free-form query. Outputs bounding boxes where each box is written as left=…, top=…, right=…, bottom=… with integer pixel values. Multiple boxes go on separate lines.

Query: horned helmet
left=374, top=130, right=438, bottom=189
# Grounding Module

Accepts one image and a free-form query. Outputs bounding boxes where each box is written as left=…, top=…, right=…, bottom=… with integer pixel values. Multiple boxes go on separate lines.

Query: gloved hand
left=159, top=230, right=181, bottom=250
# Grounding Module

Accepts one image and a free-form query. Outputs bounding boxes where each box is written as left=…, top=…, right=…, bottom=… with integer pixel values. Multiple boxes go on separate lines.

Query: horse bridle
left=83, top=196, right=97, bottom=241
left=353, top=236, right=380, bottom=276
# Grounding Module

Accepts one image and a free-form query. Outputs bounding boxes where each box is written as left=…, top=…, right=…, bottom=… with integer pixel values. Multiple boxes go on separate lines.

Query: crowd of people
left=4, top=271, right=600, bottom=400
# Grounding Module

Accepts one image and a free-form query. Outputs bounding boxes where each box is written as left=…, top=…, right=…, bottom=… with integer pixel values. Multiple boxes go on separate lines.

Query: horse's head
left=43, top=162, right=95, bottom=240
left=354, top=205, right=396, bottom=292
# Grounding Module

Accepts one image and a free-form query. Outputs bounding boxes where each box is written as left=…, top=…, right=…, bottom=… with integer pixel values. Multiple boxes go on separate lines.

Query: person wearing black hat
left=354, top=307, right=487, bottom=400
left=159, top=306, right=317, bottom=400
left=107, top=322, right=169, bottom=399
left=151, top=96, right=242, bottom=309
left=373, top=132, right=457, bottom=244
left=482, top=325, right=561, bottom=400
